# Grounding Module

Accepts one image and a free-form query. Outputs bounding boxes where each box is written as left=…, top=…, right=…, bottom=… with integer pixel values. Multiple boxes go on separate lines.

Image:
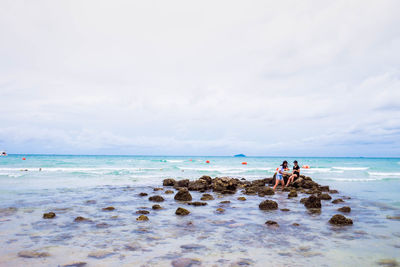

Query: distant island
left=234, top=154, right=246, bottom=157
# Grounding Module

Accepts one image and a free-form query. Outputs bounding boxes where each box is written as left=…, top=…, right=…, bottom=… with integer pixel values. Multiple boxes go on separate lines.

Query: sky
left=1, top=0, right=400, bottom=157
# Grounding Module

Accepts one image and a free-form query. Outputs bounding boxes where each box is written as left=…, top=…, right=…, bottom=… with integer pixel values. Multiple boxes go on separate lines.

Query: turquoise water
left=0, top=155, right=399, bottom=266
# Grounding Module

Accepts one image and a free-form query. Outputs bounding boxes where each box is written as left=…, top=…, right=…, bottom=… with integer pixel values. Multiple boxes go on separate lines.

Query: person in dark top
left=286, top=160, right=300, bottom=186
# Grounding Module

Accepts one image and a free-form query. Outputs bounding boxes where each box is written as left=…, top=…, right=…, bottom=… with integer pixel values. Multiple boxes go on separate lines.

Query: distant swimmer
left=39, top=168, right=42, bottom=171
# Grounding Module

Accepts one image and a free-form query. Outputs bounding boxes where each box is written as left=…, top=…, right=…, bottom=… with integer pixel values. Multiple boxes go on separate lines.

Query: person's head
left=293, top=160, right=298, bottom=166
left=281, top=160, right=288, bottom=168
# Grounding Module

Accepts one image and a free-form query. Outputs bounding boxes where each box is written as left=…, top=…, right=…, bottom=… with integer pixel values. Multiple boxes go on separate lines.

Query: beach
left=0, top=155, right=399, bottom=266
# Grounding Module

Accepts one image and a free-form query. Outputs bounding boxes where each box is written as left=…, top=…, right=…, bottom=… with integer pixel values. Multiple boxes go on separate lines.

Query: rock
left=377, top=259, right=399, bottom=267
left=176, top=207, right=190, bottom=216
left=43, top=212, right=56, bottom=219
left=220, top=200, right=230, bottom=204
left=96, top=223, right=110, bottom=228
left=199, top=175, right=212, bottom=184
left=102, top=206, right=115, bottom=211
left=149, top=195, right=165, bottom=202
left=88, top=250, right=114, bottom=259
left=304, top=195, right=321, bottom=209
left=165, top=190, right=174, bottom=194
left=188, top=179, right=209, bottom=191
left=265, top=220, right=279, bottom=226
left=329, top=189, right=339, bottom=194
left=282, top=187, right=291, bottom=192
left=332, top=198, right=344, bottom=204
left=237, top=197, right=246, bottom=201
left=258, top=187, right=275, bottom=197
left=319, top=193, right=332, bottom=200
left=136, top=210, right=150, bottom=214
left=163, top=178, right=176, bottom=186
left=338, top=206, right=351, bottom=213
left=153, top=187, right=163, bottom=191
left=74, top=216, right=91, bottom=222
left=171, top=258, right=201, bottom=267
left=292, top=223, right=300, bottom=226
left=281, top=208, right=290, bottom=212
left=136, top=215, right=149, bottom=221
left=288, top=190, right=298, bottom=198
left=216, top=208, right=225, bottom=213
left=174, top=188, right=192, bottom=201
left=386, top=216, right=400, bottom=220
left=61, top=262, right=87, bottom=267
left=174, top=179, right=190, bottom=189
left=300, top=198, right=307, bottom=204
left=139, top=192, right=148, bottom=197
left=180, top=244, right=207, bottom=250
left=85, top=200, right=96, bottom=204
left=152, top=204, right=162, bottom=210
left=125, top=242, right=141, bottom=251
left=187, top=202, right=207, bottom=206
left=18, top=250, right=50, bottom=258
left=329, top=214, right=353, bottom=225
left=320, top=186, right=330, bottom=192
left=211, top=177, right=239, bottom=193
left=243, top=186, right=257, bottom=195
left=259, top=200, right=278, bottom=210
left=200, top=193, right=214, bottom=201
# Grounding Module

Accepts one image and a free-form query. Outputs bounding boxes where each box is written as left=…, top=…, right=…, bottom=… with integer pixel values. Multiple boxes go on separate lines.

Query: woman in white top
left=273, top=160, right=288, bottom=191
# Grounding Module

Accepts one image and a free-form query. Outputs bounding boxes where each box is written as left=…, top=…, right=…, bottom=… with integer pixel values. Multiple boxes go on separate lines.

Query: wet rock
left=61, top=262, right=87, bottom=267
left=188, top=179, right=209, bottom=191
left=163, top=178, right=176, bottom=186
left=85, top=200, right=96, bottom=204
left=338, top=206, right=351, bottom=213
left=102, top=206, right=115, bottom=211
left=139, top=192, right=148, bottom=197
left=304, top=195, right=321, bottom=209
left=96, top=223, right=110, bottom=228
left=152, top=204, right=162, bottom=210
left=292, top=223, right=300, bottom=226
left=288, top=190, right=298, bottom=198
left=265, top=220, right=279, bottom=226
left=174, top=179, right=190, bottom=189
left=18, top=250, right=50, bottom=258
left=377, top=259, right=399, bottom=267
left=329, top=189, right=339, bottom=194
left=74, top=216, right=91, bottom=222
left=187, top=202, right=207, bottom=206
left=43, top=212, right=56, bottom=219
left=319, top=193, right=332, bottom=200
left=386, top=216, right=400, bottom=220
left=305, top=188, right=321, bottom=194
left=320, top=186, right=330, bottom=192
left=174, top=188, right=192, bottom=201
left=176, top=207, right=190, bottom=216
left=216, top=208, right=225, bottom=213
left=329, top=214, right=353, bottom=225
left=153, top=187, right=163, bottom=191
left=88, top=250, right=114, bottom=259
left=300, top=198, right=307, bottom=204
left=200, top=193, right=214, bottom=201
left=220, top=200, right=230, bottom=204
left=171, top=258, right=201, bottom=267
left=136, top=210, right=150, bottom=214
left=259, top=200, right=278, bottom=210
left=237, top=197, right=246, bottom=201
left=281, top=208, right=290, bottom=212
left=149, top=195, right=165, bottom=202
left=136, top=215, right=149, bottom=221
left=180, top=244, right=207, bottom=250
left=243, top=186, right=257, bottom=195
left=258, top=187, right=275, bottom=197
left=332, top=198, right=344, bottom=204
left=165, top=190, right=174, bottom=194
left=211, top=177, right=239, bottom=193
left=199, top=175, right=212, bottom=184
left=282, top=187, right=291, bottom=192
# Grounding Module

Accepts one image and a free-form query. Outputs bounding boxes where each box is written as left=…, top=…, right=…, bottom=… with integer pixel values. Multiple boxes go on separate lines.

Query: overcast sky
left=1, top=0, right=400, bottom=156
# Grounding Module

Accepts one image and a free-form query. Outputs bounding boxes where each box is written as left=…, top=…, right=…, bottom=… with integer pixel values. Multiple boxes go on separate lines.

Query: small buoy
left=189, top=159, right=192, bottom=161
left=206, top=160, right=210, bottom=164
left=276, top=167, right=279, bottom=171
left=22, top=157, right=26, bottom=160
left=302, top=165, right=310, bottom=169
left=242, top=162, right=247, bottom=165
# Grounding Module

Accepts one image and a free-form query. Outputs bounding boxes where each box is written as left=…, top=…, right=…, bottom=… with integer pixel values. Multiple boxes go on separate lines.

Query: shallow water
left=0, top=155, right=399, bottom=266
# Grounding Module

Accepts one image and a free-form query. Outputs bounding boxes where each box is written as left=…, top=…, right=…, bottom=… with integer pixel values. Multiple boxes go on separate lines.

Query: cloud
left=0, top=0, right=399, bottom=156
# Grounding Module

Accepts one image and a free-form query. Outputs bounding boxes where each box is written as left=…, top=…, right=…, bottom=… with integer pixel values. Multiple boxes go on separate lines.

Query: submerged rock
left=152, top=204, right=162, bottom=210
left=281, top=208, right=290, bottom=212
left=216, top=208, right=225, bottom=213
left=102, top=207, right=115, bottom=211
left=85, top=200, right=96, bottom=204
left=259, top=200, right=278, bottom=210
left=136, top=215, right=149, bottom=221
left=300, top=198, right=307, bottom=204
left=376, top=259, right=399, bottom=267
left=320, top=186, right=330, bottom=192
left=258, top=187, right=275, bottom=197
left=96, top=222, right=110, bottom=228
left=165, top=190, right=174, bottom=194
left=329, top=189, right=339, bottom=194
left=174, top=188, right=192, bottom=201
left=149, top=195, right=165, bottom=202
left=176, top=207, right=190, bottom=216
left=74, top=216, right=91, bottom=222
left=332, top=198, right=344, bottom=204
left=153, top=187, right=163, bottom=191
left=304, top=195, right=321, bottom=209
left=18, top=250, right=50, bottom=258
left=136, top=210, right=150, bottom=214
left=43, top=212, right=56, bottom=219
left=163, top=178, right=176, bottom=186
left=265, top=220, right=279, bottom=226
left=329, top=214, right=353, bottom=225
left=171, top=258, right=201, bottom=267
left=220, top=200, right=230, bottom=204
left=338, top=206, right=351, bottom=213
left=61, top=262, right=87, bottom=267
left=125, top=242, right=141, bottom=251
left=237, top=197, right=246, bottom=201
left=187, top=201, right=207, bottom=206
left=139, top=192, right=148, bottom=197
left=200, top=193, right=214, bottom=201
left=88, top=250, right=114, bottom=259
left=386, top=216, right=400, bottom=220
left=288, top=190, right=298, bottom=198
left=292, top=223, right=300, bottom=226
left=319, top=193, right=332, bottom=200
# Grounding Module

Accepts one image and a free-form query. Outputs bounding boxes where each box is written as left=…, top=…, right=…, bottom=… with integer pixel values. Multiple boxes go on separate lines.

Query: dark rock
left=300, top=198, right=308, bottom=204
left=282, top=187, right=291, bottom=192
left=43, top=212, right=56, bottom=219
left=237, top=197, right=246, bottom=201
left=258, top=187, right=275, bottom=197
left=174, top=179, right=190, bottom=189
left=18, top=250, right=50, bottom=258
left=153, top=187, right=163, bottom=191
left=152, top=204, right=162, bottom=210
left=304, top=195, right=321, bottom=209
left=387, top=216, right=400, bottom=220
left=136, top=215, right=149, bottom=221
left=187, top=201, right=207, bottom=206
left=320, top=186, right=330, bottom=192
left=220, top=200, right=230, bottom=204
left=281, top=208, right=290, bottom=212
left=102, top=206, right=115, bottom=211
left=85, top=200, right=96, bottom=204
left=125, top=242, right=141, bottom=251
left=136, top=210, right=150, bottom=214
left=292, top=223, right=300, bottom=226
left=180, top=244, right=207, bottom=250
left=149, top=195, right=165, bottom=202
left=174, top=188, right=192, bottom=201
left=216, top=208, right=225, bottom=213
left=259, top=200, right=278, bottom=210
left=211, top=177, right=239, bottom=193
left=338, top=206, right=351, bottom=213
left=96, top=222, right=110, bottom=228
left=199, top=175, right=212, bottom=184
left=188, top=179, right=209, bottom=191
left=200, top=193, right=214, bottom=201
left=139, top=192, right=148, bottom=197
left=61, top=262, right=87, bottom=267
left=265, top=220, right=279, bottom=226
left=329, top=214, right=353, bottom=225
left=376, top=259, right=399, bottom=267
left=332, top=198, right=344, bottom=204
left=319, top=193, right=332, bottom=200
left=165, top=190, right=174, bottom=194
left=163, top=178, right=176, bottom=186
left=288, top=190, right=298, bottom=198
left=176, top=207, right=190, bottom=216
left=74, top=216, right=91, bottom=222
left=329, top=189, right=339, bottom=194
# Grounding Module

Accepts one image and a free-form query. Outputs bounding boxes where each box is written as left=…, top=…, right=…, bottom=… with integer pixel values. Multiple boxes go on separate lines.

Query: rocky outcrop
left=174, top=188, right=192, bottom=201
left=211, top=177, right=240, bottom=194
left=304, top=195, right=321, bottom=209
left=173, top=179, right=190, bottom=189
left=258, top=187, right=275, bottom=197
left=163, top=178, right=176, bottom=186
left=259, top=200, right=278, bottom=210
left=329, top=214, right=353, bottom=225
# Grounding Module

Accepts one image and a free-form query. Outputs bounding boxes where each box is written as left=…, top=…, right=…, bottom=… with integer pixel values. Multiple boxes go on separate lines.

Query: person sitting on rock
left=273, top=160, right=288, bottom=191
left=286, top=160, right=300, bottom=186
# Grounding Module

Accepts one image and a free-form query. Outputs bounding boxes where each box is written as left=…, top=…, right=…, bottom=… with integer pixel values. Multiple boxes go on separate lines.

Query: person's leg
left=281, top=179, right=285, bottom=190
left=273, top=178, right=280, bottom=190
left=286, top=175, right=293, bottom=186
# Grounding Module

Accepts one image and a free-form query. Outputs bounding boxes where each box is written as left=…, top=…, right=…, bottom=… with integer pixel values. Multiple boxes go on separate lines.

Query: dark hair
left=281, top=160, right=288, bottom=166
left=293, top=160, right=298, bottom=164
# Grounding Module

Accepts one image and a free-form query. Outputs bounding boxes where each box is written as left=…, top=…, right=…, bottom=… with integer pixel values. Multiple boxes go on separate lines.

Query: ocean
left=0, top=155, right=399, bottom=266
